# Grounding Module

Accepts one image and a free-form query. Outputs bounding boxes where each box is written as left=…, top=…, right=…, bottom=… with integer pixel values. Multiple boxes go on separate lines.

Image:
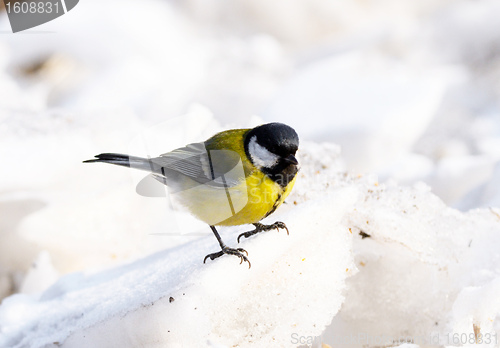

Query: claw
left=237, top=232, right=247, bottom=244
left=274, top=221, right=289, bottom=235
left=237, top=221, right=290, bottom=242
left=203, top=246, right=251, bottom=268
left=237, top=248, right=248, bottom=256
left=203, top=250, right=223, bottom=264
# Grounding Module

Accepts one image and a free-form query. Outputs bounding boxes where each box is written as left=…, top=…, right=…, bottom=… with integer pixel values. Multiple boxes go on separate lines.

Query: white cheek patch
left=248, top=135, right=279, bottom=168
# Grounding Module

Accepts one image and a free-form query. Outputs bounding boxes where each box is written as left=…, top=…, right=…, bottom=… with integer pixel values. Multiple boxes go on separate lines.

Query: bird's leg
left=237, top=221, right=289, bottom=243
left=204, top=225, right=251, bottom=268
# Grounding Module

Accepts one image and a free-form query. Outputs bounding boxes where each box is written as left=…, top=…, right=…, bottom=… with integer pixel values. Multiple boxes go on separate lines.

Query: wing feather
left=151, top=142, right=244, bottom=189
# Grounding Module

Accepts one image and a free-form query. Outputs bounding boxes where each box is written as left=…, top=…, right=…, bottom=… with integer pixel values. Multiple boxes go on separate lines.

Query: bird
left=84, top=122, right=300, bottom=268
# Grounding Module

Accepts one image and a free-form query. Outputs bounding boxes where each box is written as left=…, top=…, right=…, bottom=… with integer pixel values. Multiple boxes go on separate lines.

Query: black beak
left=284, top=154, right=299, bottom=165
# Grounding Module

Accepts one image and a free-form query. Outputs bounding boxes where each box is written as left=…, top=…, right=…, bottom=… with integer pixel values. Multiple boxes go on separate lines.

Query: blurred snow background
left=1, top=0, right=500, bottom=347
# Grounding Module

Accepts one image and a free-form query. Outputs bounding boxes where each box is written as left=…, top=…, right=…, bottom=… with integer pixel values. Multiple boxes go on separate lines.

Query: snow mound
left=0, top=143, right=357, bottom=347
left=323, top=178, right=500, bottom=347
left=1, top=141, right=500, bottom=347
left=263, top=51, right=452, bottom=173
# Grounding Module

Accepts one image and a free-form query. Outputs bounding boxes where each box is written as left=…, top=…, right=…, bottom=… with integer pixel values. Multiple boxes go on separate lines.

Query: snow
left=2, top=136, right=500, bottom=347
left=19, top=252, right=58, bottom=295
left=457, top=162, right=500, bottom=210
left=1, top=0, right=500, bottom=347
left=451, top=277, right=500, bottom=344
left=0, top=168, right=357, bottom=347
left=263, top=51, right=453, bottom=172
left=325, top=183, right=500, bottom=348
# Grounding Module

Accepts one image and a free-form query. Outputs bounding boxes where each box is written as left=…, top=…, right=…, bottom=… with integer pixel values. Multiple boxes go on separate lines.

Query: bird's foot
left=237, top=221, right=289, bottom=243
left=203, top=246, right=251, bottom=268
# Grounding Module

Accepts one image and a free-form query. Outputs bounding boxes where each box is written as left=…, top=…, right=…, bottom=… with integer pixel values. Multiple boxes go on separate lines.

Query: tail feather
left=84, top=153, right=159, bottom=173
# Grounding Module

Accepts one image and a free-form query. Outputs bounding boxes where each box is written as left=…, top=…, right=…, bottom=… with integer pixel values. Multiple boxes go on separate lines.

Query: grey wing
left=150, top=142, right=245, bottom=190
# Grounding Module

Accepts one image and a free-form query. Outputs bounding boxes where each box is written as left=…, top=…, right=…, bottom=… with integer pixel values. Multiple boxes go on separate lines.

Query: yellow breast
left=175, top=170, right=297, bottom=227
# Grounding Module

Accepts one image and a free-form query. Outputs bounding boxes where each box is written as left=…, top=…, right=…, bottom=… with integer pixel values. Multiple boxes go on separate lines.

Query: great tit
left=84, top=122, right=299, bottom=267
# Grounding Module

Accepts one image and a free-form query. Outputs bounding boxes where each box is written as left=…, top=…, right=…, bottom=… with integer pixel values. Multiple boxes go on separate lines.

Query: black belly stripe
left=264, top=192, right=282, bottom=219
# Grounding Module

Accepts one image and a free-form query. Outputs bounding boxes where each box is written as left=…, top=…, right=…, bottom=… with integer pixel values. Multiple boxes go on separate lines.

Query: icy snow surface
left=1, top=141, right=499, bottom=347
left=0, top=143, right=358, bottom=348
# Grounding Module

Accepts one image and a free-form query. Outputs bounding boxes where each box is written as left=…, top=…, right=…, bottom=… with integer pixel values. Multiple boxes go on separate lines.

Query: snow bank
left=323, top=182, right=500, bottom=347
left=290, top=142, right=500, bottom=347
left=263, top=51, right=452, bottom=173
left=456, top=161, right=500, bottom=210
left=0, top=159, right=357, bottom=347
left=0, top=0, right=207, bottom=116
left=2, top=139, right=499, bottom=347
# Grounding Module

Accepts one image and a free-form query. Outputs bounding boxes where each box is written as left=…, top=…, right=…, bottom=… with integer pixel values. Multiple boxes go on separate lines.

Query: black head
left=244, top=122, right=299, bottom=187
